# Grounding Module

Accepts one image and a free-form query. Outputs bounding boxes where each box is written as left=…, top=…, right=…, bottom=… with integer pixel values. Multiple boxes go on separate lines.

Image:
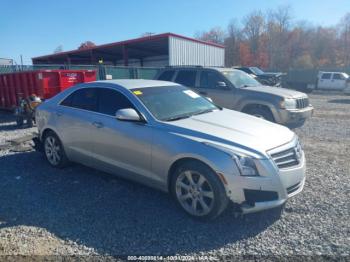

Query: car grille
left=296, top=97, right=309, bottom=109
left=270, top=146, right=301, bottom=169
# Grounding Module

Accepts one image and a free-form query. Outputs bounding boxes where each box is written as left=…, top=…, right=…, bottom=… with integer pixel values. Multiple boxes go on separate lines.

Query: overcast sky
left=1, top=0, right=349, bottom=64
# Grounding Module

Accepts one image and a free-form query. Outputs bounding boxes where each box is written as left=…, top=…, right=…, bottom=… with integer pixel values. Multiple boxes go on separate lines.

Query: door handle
left=199, top=91, right=207, bottom=95
left=92, top=121, right=104, bottom=128
left=56, top=111, right=63, bottom=117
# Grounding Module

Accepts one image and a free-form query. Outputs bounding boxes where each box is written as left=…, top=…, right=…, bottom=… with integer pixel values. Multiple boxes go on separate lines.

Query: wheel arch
left=241, top=102, right=278, bottom=122
left=40, top=126, right=61, bottom=141
left=41, top=126, right=70, bottom=168
left=167, top=157, right=226, bottom=192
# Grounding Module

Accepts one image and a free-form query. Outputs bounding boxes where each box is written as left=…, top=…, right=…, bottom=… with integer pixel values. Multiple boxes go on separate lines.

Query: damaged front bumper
left=223, top=139, right=306, bottom=214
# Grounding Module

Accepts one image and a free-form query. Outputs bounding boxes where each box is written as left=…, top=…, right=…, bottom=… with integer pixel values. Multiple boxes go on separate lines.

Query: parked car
left=154, top=67, right=313, bottom=128
left=235, top=66, right=285, bottom=86
left=36, top=80, right=306, bottom=220
left=284, top=70, right=350, bottom=93
left=316, top=71, right=350, bottom=91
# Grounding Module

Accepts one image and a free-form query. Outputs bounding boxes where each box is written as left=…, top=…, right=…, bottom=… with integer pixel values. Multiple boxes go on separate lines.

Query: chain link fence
left=0, top=64, right=162, bottom=81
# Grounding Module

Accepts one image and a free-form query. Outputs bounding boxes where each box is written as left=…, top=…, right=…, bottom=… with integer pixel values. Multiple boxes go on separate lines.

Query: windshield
left=131, top=85, right=219, bottom=121
left=250, top=67, right=265, bottom=75
left=221, top=70, right=262, bottom=88
left=342, top=73, right=349, bottom=79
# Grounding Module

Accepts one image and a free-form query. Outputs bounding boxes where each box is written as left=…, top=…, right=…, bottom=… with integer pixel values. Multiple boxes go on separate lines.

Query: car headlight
left=280, top=98, right=297, bottom=109
left=202, top=142, right=261, bottom=177
left=232, top=154, right=259, bottom=177
left=296, top=138, right=303, bottom=157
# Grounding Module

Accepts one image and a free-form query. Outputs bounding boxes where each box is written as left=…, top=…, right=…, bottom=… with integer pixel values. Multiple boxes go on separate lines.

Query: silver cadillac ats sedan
left=36, top=79, right=306, bottom=220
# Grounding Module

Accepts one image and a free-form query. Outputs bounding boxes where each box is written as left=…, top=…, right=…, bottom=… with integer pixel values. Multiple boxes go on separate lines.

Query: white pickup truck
left=317, top=71, right=350, bottom=91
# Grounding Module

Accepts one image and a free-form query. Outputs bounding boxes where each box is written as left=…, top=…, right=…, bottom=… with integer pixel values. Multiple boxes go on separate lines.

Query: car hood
left=244, top=85, right=307, bottom=98
left=165, top=109, right=295, bottom=157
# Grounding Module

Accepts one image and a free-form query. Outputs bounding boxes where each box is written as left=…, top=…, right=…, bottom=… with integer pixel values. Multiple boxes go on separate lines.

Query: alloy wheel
left=175, top=170, right=215, bottom=216
left=44, top=136, right=61, bottom=166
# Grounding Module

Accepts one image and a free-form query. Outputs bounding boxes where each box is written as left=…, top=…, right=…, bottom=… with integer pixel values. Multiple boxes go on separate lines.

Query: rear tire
left=43, top=131, right=69, bottom=168
left=170, top=160, right=229, bottom=220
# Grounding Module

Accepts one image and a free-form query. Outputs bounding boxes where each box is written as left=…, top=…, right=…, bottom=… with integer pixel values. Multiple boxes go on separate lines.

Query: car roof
left=213, top=67, right=237, bottom=72
left=93, top=79, right=180, bottom=89
left=160, top=66, right=236, bottom=72
left=319, top=71, right=344, bottom=74
left=161, top=66, right=240, bottom=72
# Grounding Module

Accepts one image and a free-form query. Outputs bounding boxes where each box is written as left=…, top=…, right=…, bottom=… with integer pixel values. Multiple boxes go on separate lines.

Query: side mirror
left=115, top=108, right=142, bottom=122
left=217, top=81, right=228, bottom=89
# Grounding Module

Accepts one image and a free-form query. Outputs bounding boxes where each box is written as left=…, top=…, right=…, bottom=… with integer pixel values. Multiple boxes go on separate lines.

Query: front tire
left=170, top=161, right=229, bottom=220
left=244, top=107, right=275, bottom=122
left=16, top=116, right=24, bottom=127
left=43, top=131, right=69, bottom=168
left=27, top=117, right=34, bottom=127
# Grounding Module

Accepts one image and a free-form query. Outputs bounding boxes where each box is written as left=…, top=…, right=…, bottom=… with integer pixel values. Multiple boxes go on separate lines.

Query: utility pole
left=20, top=55, right=23, bottom=71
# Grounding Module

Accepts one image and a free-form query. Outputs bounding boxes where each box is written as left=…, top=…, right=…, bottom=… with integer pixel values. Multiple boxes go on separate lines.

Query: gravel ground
left=0, top=93, right=349, bottom=260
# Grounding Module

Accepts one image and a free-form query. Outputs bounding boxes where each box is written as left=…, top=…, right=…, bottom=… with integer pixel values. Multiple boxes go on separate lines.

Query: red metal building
left=32, top=33, right=225, bottom=67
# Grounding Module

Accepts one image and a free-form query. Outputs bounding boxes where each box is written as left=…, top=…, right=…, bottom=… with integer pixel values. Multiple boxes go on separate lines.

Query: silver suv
left=155, top=67, right=314, bottom=128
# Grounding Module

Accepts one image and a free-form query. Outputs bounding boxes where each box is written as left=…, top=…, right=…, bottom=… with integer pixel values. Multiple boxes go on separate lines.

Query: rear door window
left=158, top=70, right=175, bottom=81
left=98, top=88, right=134, bottom=116
left=321, top=73, right=331, bottom=80
left=199, top=71, right=226, bottom=89
left=174, top=70, right=197, bottom=87
left=332, top=73, right=342, bottom=80
left=70, top=88, right=98, bottom=112
left=60, top=93, right=74, bottom=107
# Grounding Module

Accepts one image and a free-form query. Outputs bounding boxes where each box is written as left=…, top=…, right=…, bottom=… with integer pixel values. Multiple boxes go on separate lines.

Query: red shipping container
left=0, top=70, right=96, bottom=110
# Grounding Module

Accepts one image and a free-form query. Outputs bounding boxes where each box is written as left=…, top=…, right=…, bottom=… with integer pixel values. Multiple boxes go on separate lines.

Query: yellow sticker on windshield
left=133, top=90, right=143, bottom=95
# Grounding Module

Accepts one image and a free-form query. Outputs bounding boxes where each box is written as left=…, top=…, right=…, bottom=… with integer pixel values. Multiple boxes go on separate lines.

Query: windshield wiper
left=164, top=108, right=218, bottom=121
left=192, top=108, right=215, bottom=116
left=164, top=114, right=192, bottom=122
left=241, top=84, right=261, bottom=88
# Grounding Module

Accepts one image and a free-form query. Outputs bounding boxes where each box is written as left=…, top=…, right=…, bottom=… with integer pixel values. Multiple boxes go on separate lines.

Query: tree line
left=195, top=6, right=350, bottom=71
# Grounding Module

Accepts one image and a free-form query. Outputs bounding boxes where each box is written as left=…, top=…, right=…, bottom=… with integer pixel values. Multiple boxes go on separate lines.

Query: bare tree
left=312, top=27, right=337, bottom=67
left=266, top=6, right=293, bottom=70
left=225, top=20, right=242, bottom=66
left=78, top=41, right=96, bottom=50
left=288, top=22, right=315, bottom=68
left=194, top=7, right=349, bottom=70
left=242, top=10, right=266, bottom=59
left=338, top=13, right=350, bottom=67
left=195, top=27, right=226, bottom=45
left=269, top=5, right=292, bottom=33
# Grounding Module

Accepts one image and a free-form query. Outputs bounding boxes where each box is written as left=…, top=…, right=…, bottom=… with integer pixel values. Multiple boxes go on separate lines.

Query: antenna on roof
left=141, top=32, right=156, bottom=37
